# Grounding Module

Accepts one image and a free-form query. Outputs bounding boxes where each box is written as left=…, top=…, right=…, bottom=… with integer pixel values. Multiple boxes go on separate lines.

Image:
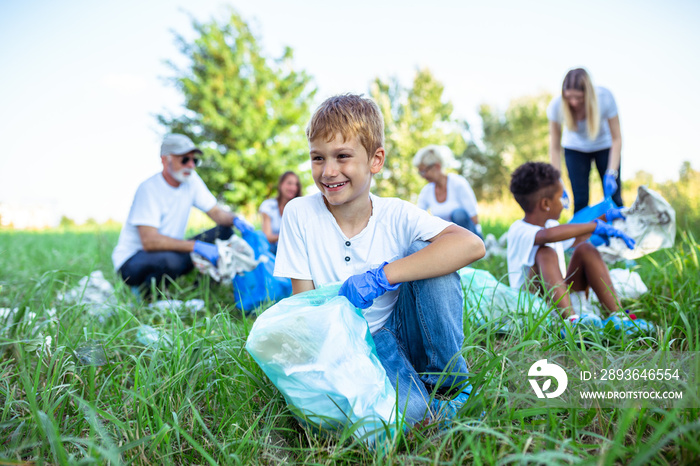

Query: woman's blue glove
left=193, top=240, right=219, bottom=265
left=603, top=171, right=618, bottom=198
left=559, top=178, right=571, bottom=210
left=233, top=216, right=254, bottom=234
left=605, top=207, right=626, bottom=222
left=339, top=262, right=401, bottom=309
left=593, top=219, right=636, bottom=249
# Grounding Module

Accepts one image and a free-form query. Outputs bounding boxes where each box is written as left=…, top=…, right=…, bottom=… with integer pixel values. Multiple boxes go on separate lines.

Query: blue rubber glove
left=233, top=216, right=253, bottom=234
left=605, top=207, right=626, bottom=222
left=559, top=178, right=571, bottom=210
left=593, top=219, right=636, bottom=249
left=603, top=172, right=618, bottom=198
left=339, top=262, right=401, bottom=309
left=193, top=240, right=219, bottom=266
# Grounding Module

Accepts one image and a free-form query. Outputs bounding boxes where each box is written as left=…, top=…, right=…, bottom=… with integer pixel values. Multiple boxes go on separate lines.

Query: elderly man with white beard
left=112, top=133, right=251, bottom=295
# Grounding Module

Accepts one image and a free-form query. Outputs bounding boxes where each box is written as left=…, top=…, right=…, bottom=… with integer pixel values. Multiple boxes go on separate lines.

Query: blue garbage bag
left=245, top=284, right=397, bottom=443
left=232, top=230, right=292, bottom=315
left=569, top=197, right=619, bottom=247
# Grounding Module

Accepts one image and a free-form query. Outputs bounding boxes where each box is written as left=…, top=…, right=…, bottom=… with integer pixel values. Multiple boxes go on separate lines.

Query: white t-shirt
left=417, top=173, right=479, bottom=220
left=258, top=198, right=282, bottom=236
left=547, top=86, right=618, bottom=153
left=274, top=192, right=451, bottom=334
left=112, top=172, right=217, bottom=270
left=506, top=219, right=576, bottom=290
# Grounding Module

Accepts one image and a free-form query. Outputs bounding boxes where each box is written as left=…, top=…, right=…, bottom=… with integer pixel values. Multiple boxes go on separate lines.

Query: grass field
left=0, top=221, right=699, bottom=465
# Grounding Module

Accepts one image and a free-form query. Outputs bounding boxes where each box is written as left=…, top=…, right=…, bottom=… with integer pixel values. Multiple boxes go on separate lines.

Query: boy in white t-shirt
left=274, top=94, right=485, bottom=426
left=506, top=162, right=637, bottom=325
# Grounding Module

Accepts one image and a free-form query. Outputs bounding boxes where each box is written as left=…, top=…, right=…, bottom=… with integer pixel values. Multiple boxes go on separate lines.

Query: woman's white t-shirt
left=547, top=86, right=618, bottom=153
left=417, top=173, right=479, bottom=220
left=259, top=198, right=282, bottom=236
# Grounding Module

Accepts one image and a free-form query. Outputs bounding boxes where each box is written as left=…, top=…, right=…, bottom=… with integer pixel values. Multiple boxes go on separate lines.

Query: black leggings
left=564, top=148, right=623, bottom=213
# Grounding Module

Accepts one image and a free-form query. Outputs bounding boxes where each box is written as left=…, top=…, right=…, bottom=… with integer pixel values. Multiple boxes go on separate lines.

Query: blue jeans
left=119, top=225, right=233, bottom=288
left=451, top=208, right=482, bottom=239
left=371, top=241, right=470, bottom=425
left=564, top=148, right=623, bottom=213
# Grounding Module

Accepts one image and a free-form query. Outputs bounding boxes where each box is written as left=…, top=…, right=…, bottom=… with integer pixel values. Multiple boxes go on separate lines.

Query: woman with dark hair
left=548, top=68, right=623, bottom=213
left=259, top=171, right=302, bottom=254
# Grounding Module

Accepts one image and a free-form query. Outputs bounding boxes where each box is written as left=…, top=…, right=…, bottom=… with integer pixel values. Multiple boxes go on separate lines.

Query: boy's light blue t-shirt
left=547, top=86, right=618, bottom=153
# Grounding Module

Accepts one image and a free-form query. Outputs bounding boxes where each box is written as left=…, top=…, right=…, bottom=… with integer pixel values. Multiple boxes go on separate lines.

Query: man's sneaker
left=602, top=313, right=655, bottom=336
left=560, top=313, right=604, bottom=338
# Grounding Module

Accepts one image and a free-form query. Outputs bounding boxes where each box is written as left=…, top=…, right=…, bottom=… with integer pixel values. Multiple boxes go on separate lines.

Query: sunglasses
left=172, top=154, right=201, bottom=167
left=418, top=165, right=435, bottom=176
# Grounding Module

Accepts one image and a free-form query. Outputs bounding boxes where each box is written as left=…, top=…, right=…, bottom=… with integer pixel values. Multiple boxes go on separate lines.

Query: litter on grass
left=483, top=233, right=508, bottom=258
left=192, top=235, right=263, bottom=282
left=135, top=325, right=173, bottom=347
left=148, top=299, right=205, bottom=314
left=57, top=270, right=117, bottom=322
left=73, top=340, right=109, bottom=366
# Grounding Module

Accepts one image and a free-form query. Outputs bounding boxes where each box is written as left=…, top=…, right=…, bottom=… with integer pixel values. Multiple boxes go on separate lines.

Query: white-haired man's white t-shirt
left=506, top=219, right=576, bottom=290
left=274, top=192, right=451, bottom=334
left=112, top=172, right=217, bottom=270
left=417, top=173, right=479, bottom=220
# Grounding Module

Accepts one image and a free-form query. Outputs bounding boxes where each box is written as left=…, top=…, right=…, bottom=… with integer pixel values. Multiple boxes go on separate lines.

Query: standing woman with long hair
left=548, top=68, right=623, bottom=213
left=259, top=171, right=302, bottom=254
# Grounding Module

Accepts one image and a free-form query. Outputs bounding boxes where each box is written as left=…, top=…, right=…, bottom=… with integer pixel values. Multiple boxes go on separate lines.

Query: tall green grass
left=0, top=225, right=698, bottom=464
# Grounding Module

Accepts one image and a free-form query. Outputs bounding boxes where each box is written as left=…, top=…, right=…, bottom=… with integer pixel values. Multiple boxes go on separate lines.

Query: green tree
left=457, top=92, right=552, bottom=200
left=659, top=161, right=700, bottom=237
left=59, top=216, right=76, bottom=229
left=158, top=10, right=316, bottom=213
left=457, top=105, right=510, bottom=201
left=370, top=69, right=468, bottom=201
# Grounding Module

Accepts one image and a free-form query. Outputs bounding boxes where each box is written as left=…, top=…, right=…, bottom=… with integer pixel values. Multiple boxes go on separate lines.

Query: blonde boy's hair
left=306, top=94, right=384, bottom=157
left=561, top=68, right=600, bottom=140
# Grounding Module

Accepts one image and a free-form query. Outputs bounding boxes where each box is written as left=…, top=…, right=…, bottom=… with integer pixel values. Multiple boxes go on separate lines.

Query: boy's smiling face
left=309, top=133, right=384, bottom=209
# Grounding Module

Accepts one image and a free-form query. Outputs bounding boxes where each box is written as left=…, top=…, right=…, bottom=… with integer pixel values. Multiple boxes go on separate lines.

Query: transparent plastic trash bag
left=245, top=284, right=396, bottom=442
left=460, top=267, right=553, bottom=333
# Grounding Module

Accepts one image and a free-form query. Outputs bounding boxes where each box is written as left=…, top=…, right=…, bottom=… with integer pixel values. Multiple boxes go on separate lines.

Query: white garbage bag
left=599, top=186, right=676, bottom=263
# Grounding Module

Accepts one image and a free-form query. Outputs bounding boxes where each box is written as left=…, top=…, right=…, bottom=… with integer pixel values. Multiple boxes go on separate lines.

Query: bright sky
left=1, top=0, right=698, bottom=225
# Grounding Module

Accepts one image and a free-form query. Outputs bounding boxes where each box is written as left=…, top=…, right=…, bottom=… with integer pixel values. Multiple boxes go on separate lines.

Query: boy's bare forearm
left=534, top=222, right=595, bottom=245
left=383, top=226, right=485, bottom=284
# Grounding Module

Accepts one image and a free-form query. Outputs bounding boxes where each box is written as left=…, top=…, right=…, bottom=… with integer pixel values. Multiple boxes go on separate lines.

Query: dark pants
left=119, top=225, right=233, bottom=288
left=564, top=148, right=623, bottom=213
left=451, top=208, right=483, bottom=239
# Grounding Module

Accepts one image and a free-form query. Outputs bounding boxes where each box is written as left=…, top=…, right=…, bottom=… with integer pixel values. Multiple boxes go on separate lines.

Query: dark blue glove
left=233, top=216, right=253, bottom=234
left=193, top=240, right=219, bottom=265
left=593, top=219, right=636, bottom=249
left=605, top=207, right=626, bottom=222
left=603, top=172, right=618, bottom=198
left=339, top=262, right=401, bottom=309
